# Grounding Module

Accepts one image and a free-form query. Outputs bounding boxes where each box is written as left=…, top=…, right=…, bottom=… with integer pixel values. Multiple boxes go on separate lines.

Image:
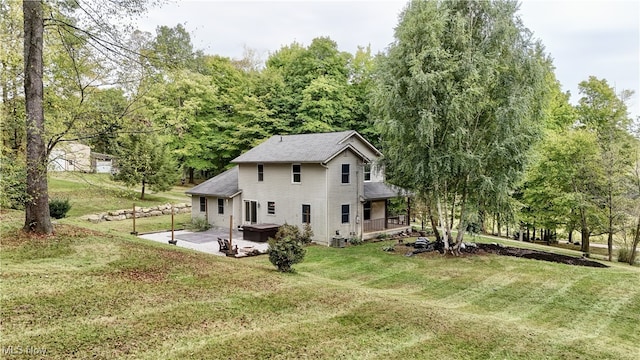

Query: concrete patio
left=138, top=227, right=270, bottom=257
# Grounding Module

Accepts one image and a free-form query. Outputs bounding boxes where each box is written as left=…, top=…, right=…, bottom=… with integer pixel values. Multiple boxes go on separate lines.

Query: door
left=244, top=200, right=257, bottom=224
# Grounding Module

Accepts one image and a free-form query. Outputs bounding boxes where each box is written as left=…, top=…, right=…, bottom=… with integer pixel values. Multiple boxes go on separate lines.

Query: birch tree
left=374, top=0, right=547, bottom=253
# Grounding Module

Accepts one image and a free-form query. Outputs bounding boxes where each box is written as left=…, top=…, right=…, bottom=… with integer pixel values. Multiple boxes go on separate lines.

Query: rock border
left=82, top=203, right=191, bottom=223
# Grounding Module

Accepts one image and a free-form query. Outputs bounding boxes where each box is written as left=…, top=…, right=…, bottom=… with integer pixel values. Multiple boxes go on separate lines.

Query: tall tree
left=19, top=0, right=156, bottom=234
left=23, top=0, right=52, bottom=234
left=113, top=132, right=179, bottom=200
left=576, top=77, right=633, bottom=259
left=374, top=0, right=547, bottom=253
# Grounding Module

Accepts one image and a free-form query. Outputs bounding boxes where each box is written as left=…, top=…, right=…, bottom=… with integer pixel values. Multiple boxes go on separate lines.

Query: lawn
left=47, top=172, right=191, bottom=217
left=1, top=217, right=639, bottom=359
left=2, top=175, right=638, bottom=359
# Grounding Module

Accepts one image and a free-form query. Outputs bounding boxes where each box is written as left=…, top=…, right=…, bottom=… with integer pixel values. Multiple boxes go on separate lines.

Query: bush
left=49, top=198, right=71, bottom=219
left=187, top=216, right=211, bottom=232
left=0, top=153, right=28, bottom=210
left=617, top=247, right=631, bottom=263
left=348, top=236, right=363, bottom=246
left=300, top=223, right=314, bottom=244
left=268, top=236, right=306, bottom=273
left=275, top=223, right=301, bottom=241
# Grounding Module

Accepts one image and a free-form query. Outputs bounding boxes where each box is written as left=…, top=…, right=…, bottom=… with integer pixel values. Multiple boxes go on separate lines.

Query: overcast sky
left=137, top=0, right=640, bottom=119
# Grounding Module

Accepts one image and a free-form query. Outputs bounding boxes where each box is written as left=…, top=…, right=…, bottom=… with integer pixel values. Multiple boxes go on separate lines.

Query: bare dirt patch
left=400, top=240, right=609, bottom=268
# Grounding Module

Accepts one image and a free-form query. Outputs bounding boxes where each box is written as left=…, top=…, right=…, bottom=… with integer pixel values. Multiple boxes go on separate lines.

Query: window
left=199, top=197, right=206, bottom=212
left=292, top=164, right=301, bottom=183
left=364, top=164, right=371, bottom=181
left=218, top=198, right=224, bottom=214
left=341, top=204, right=350, bottom=223
left=341, top=164, right=350, bottom=184
left=302, top=204, right=311, bottom=224
left=257, top=164, right=264, bottom=182
left=363, top=201, right=371, bottom=220
left=268, top=201, right=275, bottom=215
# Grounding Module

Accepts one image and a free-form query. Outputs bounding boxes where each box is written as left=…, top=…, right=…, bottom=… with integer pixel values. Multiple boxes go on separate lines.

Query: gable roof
left=185, top=166, right=240, bottom=198
left=233, top=130, right=381, bottom=164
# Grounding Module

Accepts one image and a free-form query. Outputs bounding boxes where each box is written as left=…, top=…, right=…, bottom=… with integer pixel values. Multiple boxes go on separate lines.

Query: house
left=91, top=152, right=116, bottom=174
left=49, top=142, right=92, bottom=172
left=186, top=131, right=410, bottom=245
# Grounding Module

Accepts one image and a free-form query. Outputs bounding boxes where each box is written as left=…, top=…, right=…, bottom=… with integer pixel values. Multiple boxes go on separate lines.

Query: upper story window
left=199, top=197, right=206, bottom=212
left=267, top=201, right=275, bottom=215
left=292, top=164, right=301, bottom=183
left=257, top=164, right=264, bottom=182
left=341, top=164, right=350, bottom=184
left=364, top=164, right=371, bottom=182
left=218, top=198, right=224, bottom=214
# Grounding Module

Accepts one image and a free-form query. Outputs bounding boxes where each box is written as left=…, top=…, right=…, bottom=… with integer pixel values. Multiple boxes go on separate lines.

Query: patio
left=138, top=227, right=270, bottom=257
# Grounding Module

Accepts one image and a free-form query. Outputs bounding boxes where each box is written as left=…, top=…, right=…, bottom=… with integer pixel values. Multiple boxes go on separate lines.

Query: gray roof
left=185, top=166, right=240, bottom=198
left=233, top=130, right=380, bottom=164
left=363, top=182, right=404, bottom=201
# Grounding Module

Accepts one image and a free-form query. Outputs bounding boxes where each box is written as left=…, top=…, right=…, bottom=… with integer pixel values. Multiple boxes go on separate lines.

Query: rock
left=86, top=214, right=103, bottom=223
left=149, top=210, right=163, bottom=217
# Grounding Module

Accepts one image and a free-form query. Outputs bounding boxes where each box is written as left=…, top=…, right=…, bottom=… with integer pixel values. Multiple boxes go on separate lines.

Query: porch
left=362, top=215, right=411, bottom=240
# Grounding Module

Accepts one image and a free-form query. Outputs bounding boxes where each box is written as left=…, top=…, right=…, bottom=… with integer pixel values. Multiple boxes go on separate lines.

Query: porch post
left=384, top=199, right=389, bottom=230
left=407, top=197, right=411, bottom=227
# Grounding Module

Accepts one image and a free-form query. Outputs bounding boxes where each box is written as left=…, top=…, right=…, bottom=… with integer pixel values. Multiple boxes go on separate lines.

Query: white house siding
left=48, top=143, right=91, bottom=172
left=238, top=162, right=329, bottom=244
left=191, top=195, right=241, bottom=230
left=326, top=150, right=363, bottom=240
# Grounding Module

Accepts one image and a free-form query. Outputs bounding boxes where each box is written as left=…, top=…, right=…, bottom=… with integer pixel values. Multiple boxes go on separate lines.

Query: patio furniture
left=217, top=237, right=230, bottom=252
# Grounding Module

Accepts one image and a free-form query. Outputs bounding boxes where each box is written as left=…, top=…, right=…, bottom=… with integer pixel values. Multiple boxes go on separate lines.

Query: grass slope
left=2, top=222, right=639, bottom=359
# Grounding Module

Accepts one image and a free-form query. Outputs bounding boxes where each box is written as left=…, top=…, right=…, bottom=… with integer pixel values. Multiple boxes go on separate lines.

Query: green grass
left=1, top=217, right=639, bottom=359
left=48, top=172, right=191, bottom=217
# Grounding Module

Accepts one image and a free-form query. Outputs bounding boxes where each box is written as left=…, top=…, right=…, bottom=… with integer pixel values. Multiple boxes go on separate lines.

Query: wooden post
left=229, top=215, right=233, bottom=255
left=131, top=203, right=137, bottom=235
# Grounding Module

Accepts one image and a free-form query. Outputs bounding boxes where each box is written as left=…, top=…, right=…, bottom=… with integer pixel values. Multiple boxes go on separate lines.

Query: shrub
left=348, top=236, right=363, bottom=246
left=275, top=223, right=301, bottom=241
left=268, top=236, right=306, bottom=273
left=0, top=153, right=28, bottom=210
left=617, top=246, right=631, bottom=263
left=376, top=233, right=390, bottom=240
left=188, top=216, right=211, bottom=232
left=49, top=198, right=71, bottom=219
left=300, top=223, right=314, bottom=244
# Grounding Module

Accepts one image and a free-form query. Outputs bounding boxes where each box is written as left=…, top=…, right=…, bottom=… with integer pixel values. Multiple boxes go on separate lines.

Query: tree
left=23, top=0, right=52, bottom=234
left=19, top=0, right=156, bottom=234
left=113, top=132, right=179, bottom=199
left=374, top=0, right=547, bottom=253
left=576, top=77, right=633, bottom=260
left=524, top=130, right=605, bottom=253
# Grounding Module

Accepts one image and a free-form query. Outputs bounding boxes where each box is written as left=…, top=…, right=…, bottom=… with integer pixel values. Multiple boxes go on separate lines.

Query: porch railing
left=363, top=216, right=407, bottom=233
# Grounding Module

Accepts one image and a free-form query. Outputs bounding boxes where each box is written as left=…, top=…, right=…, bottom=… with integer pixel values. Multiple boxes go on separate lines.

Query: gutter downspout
left=321, top=162, right=329, bottom=246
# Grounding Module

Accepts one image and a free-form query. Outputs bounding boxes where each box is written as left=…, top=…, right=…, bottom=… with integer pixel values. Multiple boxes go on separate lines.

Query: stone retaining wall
left=83, top=203, right=191, bottom=223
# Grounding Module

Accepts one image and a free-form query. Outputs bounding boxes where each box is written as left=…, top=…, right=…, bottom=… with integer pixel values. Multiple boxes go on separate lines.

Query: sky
left=137, top=0, right=640, bottom=120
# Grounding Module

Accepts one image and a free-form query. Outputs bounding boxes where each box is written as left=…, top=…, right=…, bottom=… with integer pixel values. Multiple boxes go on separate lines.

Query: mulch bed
left=400, top=239, right=609, bottom=268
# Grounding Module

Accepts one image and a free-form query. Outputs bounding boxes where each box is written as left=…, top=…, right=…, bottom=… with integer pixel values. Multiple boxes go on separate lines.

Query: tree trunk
left=580, top=209, right=590, bottom=254
left=188, top=167, right=194, bottom=184
left=426, top=201, right=442, bottom=242
left=22, top=0, right=52, bottom=235
left=140, top=179, right=146, bottom=200
left=629, top=214, right=640, bottom=265
left=607, top=231, right=613, bottom=262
